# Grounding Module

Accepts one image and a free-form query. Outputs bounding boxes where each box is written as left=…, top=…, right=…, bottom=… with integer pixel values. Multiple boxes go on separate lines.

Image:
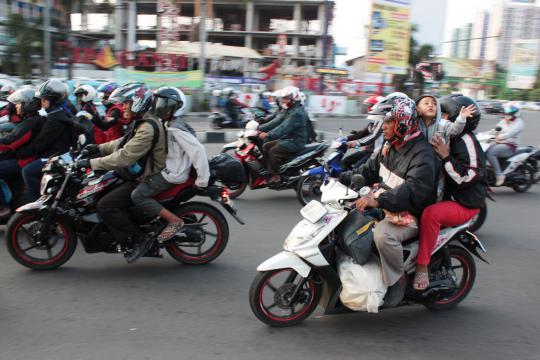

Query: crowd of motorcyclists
left=0, top=77, right=529, bottom=292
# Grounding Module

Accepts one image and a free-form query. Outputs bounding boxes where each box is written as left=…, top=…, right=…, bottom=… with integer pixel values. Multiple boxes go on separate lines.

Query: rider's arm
left=356, top=119, right=383, bottom=147
left=347, top=123, right=371, bottom=141
left=259, top=112, right=284, bottom=132
left=442, top=115, right=466, bottom=138
left=90, top=122, right=154, bottom=170
left=0, top=121, right=34, bottom=151
left=442, top=134, right=483, bottom=187
left=174, top=131, right=210, bottom=188
left=498, top=118, right=524, bottom=141
left=266, top=112, right=301, bottom=141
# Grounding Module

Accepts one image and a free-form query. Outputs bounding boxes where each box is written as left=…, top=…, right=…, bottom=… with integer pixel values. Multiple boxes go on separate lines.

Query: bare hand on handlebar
left=354, top=196, right=379, bottom=212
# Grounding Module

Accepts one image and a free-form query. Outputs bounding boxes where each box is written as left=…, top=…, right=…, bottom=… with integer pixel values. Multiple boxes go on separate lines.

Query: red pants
left=417, top=201, right=479, bottom=266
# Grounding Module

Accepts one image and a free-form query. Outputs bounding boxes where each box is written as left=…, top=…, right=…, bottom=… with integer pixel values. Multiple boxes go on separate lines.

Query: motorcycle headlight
left=40, top=174, right=54, bottom=195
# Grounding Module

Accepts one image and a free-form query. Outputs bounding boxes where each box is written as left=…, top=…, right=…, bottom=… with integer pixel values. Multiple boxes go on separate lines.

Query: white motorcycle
left=477, top=128, right=536, bottom=192
left=249, top=177, right=488, bottom=327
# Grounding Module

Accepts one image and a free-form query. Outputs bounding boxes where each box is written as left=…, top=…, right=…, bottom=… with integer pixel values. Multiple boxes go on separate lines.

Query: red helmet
left=363, top=95, right=383, bottom=112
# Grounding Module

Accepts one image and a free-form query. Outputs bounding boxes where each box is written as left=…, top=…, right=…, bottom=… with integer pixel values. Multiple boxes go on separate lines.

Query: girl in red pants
left=414, top=95, right=488, bottom=291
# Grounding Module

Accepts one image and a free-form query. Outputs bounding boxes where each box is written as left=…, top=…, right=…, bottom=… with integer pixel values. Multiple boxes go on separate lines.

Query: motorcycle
left=209, top=107, right=264, bottom=129
left=5, top=138, right=244, bottom=270
left=249, top=176, right=488, bottom=327
left=477, top=128, right=536, bottom=192
left=221, top=121, right=329, bottom=199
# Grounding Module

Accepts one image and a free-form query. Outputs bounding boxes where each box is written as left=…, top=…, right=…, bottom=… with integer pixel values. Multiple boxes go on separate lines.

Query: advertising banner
left=507, top=40, right=539, bottom=90
left=366, top=0, right=411, bottom=75
left=307, top=95, right=347, bottom=114
left=114, top=68, right=203, bottom=89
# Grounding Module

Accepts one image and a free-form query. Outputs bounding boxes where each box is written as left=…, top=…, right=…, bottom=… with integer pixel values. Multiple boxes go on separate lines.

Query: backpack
left=117, top=118, right=163, bottom=180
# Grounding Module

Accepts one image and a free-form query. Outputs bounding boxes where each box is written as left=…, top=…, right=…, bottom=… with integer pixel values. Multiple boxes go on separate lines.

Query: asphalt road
left=1, top=111, right=539, bottom=360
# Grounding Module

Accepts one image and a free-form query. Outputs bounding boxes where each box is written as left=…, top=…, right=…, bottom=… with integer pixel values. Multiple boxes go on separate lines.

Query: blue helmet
left=504, top=104, right=520, bottom=117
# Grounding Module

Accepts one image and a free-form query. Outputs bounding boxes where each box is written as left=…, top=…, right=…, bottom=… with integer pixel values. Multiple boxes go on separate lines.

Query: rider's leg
left=267, top=144, right=297, bottom=182
left=21, top=159, right=45, bottom=202
left=486, top=144, right=515, bottom=185
left=415, top=201, right=480, bottom=290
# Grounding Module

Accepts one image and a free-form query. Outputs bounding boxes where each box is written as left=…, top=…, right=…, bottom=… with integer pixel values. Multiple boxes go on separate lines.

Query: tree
left=2, top=14, right=41, bottom=79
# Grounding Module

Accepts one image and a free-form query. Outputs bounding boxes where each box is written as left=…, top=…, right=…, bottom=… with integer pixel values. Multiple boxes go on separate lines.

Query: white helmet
left=299, top=92, right=307, bottom=106
left=74, top=84, right=97, bottom=103
left=212, top=89, right=222, bottom=97
left=279, top=86, right=301, bottom=109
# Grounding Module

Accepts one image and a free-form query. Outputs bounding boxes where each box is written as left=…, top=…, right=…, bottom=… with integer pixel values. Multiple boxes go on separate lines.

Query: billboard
left=507, top=40, right=540, bottom=90
left=366, top=0, right=411, bottom=75
left=114, top=68, right=203, bottom=89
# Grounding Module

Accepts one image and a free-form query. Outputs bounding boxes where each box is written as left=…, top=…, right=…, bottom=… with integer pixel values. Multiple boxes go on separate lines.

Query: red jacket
left=103, top=104, right=129, bottom=143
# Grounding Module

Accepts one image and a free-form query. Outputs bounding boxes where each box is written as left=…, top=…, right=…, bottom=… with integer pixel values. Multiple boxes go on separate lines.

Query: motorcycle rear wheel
left=249, top=269, right=322, bottom=327
left=512, top=164, right=534, bottom=193
left=296, top=175, right=323, bottom=206
left=423, top=246, right=476, bottom=310
left=6, top=212, right=77, bottom=270
left=165, top=202, right=229, bottom=265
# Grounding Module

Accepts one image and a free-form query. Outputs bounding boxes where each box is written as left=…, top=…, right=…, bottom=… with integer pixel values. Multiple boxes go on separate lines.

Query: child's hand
left=459, top=104, right=477, bottom=119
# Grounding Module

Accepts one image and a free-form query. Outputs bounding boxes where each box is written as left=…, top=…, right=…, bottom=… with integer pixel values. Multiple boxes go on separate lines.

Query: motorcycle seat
left=294, top=143, right=328, bottom=157
left=153, top=176, right=196, bottom=201
left=515, top=146, right=534, bottom=155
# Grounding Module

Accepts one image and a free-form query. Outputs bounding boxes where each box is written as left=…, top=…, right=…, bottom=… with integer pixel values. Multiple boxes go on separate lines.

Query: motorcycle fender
left=302, top=165, right=325, bottom=177
left=459, top=231, right=489, bottom=264
left=257, top=251, right=311, bottom=278
left=16, top=195, right=52, bottom=213
left=222, top=142, right=237, bottom=152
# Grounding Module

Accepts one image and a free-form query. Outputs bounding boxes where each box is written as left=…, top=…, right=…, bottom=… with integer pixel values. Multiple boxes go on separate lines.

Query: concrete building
left=469, top=10, right=490, bottom=60
left=451, top=23, right=472, bottom=59
left=70, top=0, right=334, bottom=67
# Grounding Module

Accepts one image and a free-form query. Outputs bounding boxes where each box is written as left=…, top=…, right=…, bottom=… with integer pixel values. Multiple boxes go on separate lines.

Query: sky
left=332, top=0, right=501, bottom=66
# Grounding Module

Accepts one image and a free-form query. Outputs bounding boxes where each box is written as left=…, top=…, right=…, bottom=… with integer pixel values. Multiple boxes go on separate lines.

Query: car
left=484, top=101, right=504, bottom=114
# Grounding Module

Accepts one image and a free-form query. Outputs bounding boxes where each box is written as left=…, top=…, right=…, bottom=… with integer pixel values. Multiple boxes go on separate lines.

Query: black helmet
left=35, top=79, right=67, bottom=105
left=439, top=94, right=480, bottom=132
left=108, top=82, right=145, bottom=104
left=150, top=86, right=186, bottom=121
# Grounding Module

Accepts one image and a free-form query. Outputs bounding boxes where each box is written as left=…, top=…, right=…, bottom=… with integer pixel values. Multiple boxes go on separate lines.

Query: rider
left=17, top=79, right=73, bottom=201
left=102, top=83, right=143, bottom=142
left=486, top=103, right=524, bottom=186
left=0, top=86, right=43, bottom=216
left=0, top=83, right=16, bottom=101
left=74, top=84, right=105, bottom=144
left=258, top=86, right=308, bottom=185
left=415, top=94, right=468, bottom=143
left=340, top=94, right=439, bottom=306
left=223, top=88, right=249, bottom=128
left=78, top=86, right=169, bottom=263
left=131, top=88, right=210, bottom=245
left=363, top=94, right=383, bottom=113
left=414, top=95, right=488, bottom=290
left=97, top=81, right=120, bottom=103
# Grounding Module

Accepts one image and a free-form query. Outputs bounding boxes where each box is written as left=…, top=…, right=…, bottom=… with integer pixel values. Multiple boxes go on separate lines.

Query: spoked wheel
left=512, top=164, right=534, bottom=193
left=249, top=269, right=322, bottom=327
left=423, top=246, right=476, bottom=310
left=6, top=212, right=77, bottom=270
left=468, top=204, right=487, bottom=233
left=165, top=202, right=229, bottom=265
left=296, top=175, right=323, bottom=206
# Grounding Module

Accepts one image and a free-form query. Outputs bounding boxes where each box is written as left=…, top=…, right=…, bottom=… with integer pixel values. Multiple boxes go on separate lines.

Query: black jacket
left=18, top=107, right=72, bottom=158
left=442, top=132, right=487, bottom=209
left=356, top=134, right=439, bottom=218
left=0, top=114, right=43, bottom=155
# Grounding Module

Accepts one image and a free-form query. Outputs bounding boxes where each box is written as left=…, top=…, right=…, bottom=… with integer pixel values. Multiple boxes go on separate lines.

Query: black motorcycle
left=5, top=147, right=244, bottom=270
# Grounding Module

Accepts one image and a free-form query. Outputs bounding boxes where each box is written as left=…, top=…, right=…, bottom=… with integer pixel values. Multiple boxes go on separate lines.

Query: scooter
left=477, top=128, right=536, bottom=192
left=209, top=108, right=263, bottom=129
left=249, top=176, right=487, bottom=327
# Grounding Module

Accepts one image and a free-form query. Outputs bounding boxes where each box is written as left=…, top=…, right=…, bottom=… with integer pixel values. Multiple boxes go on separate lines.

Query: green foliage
left=2, top=14, right=41, bottom=78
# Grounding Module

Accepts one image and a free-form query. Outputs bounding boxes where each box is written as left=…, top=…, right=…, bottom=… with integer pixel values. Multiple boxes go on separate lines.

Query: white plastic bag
left=338, top=255, right=387, bottom=313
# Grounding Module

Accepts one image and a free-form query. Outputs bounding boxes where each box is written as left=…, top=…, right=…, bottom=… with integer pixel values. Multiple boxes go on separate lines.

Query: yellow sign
left=316, top=67, right=349, bottom=76
left=366, top=0, right=411, bottom=75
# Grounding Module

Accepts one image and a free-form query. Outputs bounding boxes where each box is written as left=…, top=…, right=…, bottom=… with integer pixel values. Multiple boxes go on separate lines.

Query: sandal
left=158, top=221, right=184, bottom=242
left=413, top=271, right=430, bottom=291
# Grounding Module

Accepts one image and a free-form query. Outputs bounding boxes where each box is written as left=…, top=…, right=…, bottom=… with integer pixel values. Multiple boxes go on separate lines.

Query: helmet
left=299, top=92, right=307, bottom=106
left=108, top=82, right=145, bottom=104
left=7, top=86, right=35, bottom=105
left=279, top=86, right=301, bottom=109
left=131, top=86, right=153, bottom=114
left=375, top=93, right=417, bottom=139
left=222, top=87, right=235, bottom=97
left=363, top=95, right=384, bottom=112
left=74, top=84, right=98, bottom=103
left=150, top=86, right=186, bottom=120
left=503, top=103, right=520, bottom=117
left=35, top=79, right=68, bottom=105
left=96, top=81, right=119, bottom=100
left=0, top=83, right=16, bottom=100
left=262, top=91, right=272, bottom=99
left=439, top=94, right=481, bottom=132
left=212, top=89, right=222, bottom=97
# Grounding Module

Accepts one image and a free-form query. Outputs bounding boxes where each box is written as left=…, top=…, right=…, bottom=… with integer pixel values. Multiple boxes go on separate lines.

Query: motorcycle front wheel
left=249, top=269, right=322, bottom=327
left=512, top=163, right=534, bottom=193
left=165, top=202, right=229, bottom=265
left=423, top=246, right=476, bottom=310
left=6, top=212, right=77, bottom=270
left=296, top=175, right=324, bottom=206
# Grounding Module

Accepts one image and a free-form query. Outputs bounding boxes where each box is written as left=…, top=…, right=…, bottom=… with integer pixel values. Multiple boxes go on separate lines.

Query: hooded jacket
left=354, top=134, right=439, bottom=219
left=416, top=95, right=466, bottom=143
left=494, top=116, right=524, bottom=147
left=259, top=103, right=307, bottom=152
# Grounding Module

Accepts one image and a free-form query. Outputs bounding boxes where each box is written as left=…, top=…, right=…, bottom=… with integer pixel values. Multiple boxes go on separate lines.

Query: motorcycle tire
left=249, top=269, right=322, bottom=327
left=296, top=175, right=324, bottom=206
left=6, top=212, right=77, bottom=270
left=468, top=204, right=487, bottom=233
left=423, top=246, right=476, bottom=311
left=165, top=202, right=229, bottom=265
left=220, top=149, right=248, bottom=199
left=512, top=163, right=534, bottom=193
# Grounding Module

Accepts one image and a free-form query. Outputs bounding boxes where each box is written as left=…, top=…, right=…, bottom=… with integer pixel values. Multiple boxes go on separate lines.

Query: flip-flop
left=413, top=271, right=429, bottom=291
left=158, top=221, right=184, bottom=242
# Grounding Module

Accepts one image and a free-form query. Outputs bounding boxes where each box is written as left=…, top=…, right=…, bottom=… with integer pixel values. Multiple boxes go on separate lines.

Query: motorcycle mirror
left=351, top=174, right=366, bottom=190
left=495, top=126, right=502, bottom=132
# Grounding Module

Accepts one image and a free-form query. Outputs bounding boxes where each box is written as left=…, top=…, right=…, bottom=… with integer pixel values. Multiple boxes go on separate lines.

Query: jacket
left=81, top=102, right=106, bottom=144
left=495, top=117, right=524, bottom=146
left=17, top=107, right=72, bottom=159
left=259, top=104, right=307, bottom=152
left=356, top=134, right=439, bottom=218
left=161, top=119, right=210, bottom=187
left=442, top=132, right=488, bottom=209
left=90, top=112, right=167, bottom=182
left=0, top=113, right=43, bottom=167
left=103, top=104, right=128, bottom=143
left=417, top=95, right=466, bottom=143
left=348, top=114, right=384, bottom=151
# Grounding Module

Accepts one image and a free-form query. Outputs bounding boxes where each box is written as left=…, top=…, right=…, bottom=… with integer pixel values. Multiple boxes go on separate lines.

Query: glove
left=84, top=144, right=100, bottom=155
left=75, top=159, right=91, bottom=171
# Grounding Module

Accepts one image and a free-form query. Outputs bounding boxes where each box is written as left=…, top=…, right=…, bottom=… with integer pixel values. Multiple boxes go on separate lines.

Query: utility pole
left=199, top=0, right=207, bottom=88
left=43, top=0, right=51, bottom=77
